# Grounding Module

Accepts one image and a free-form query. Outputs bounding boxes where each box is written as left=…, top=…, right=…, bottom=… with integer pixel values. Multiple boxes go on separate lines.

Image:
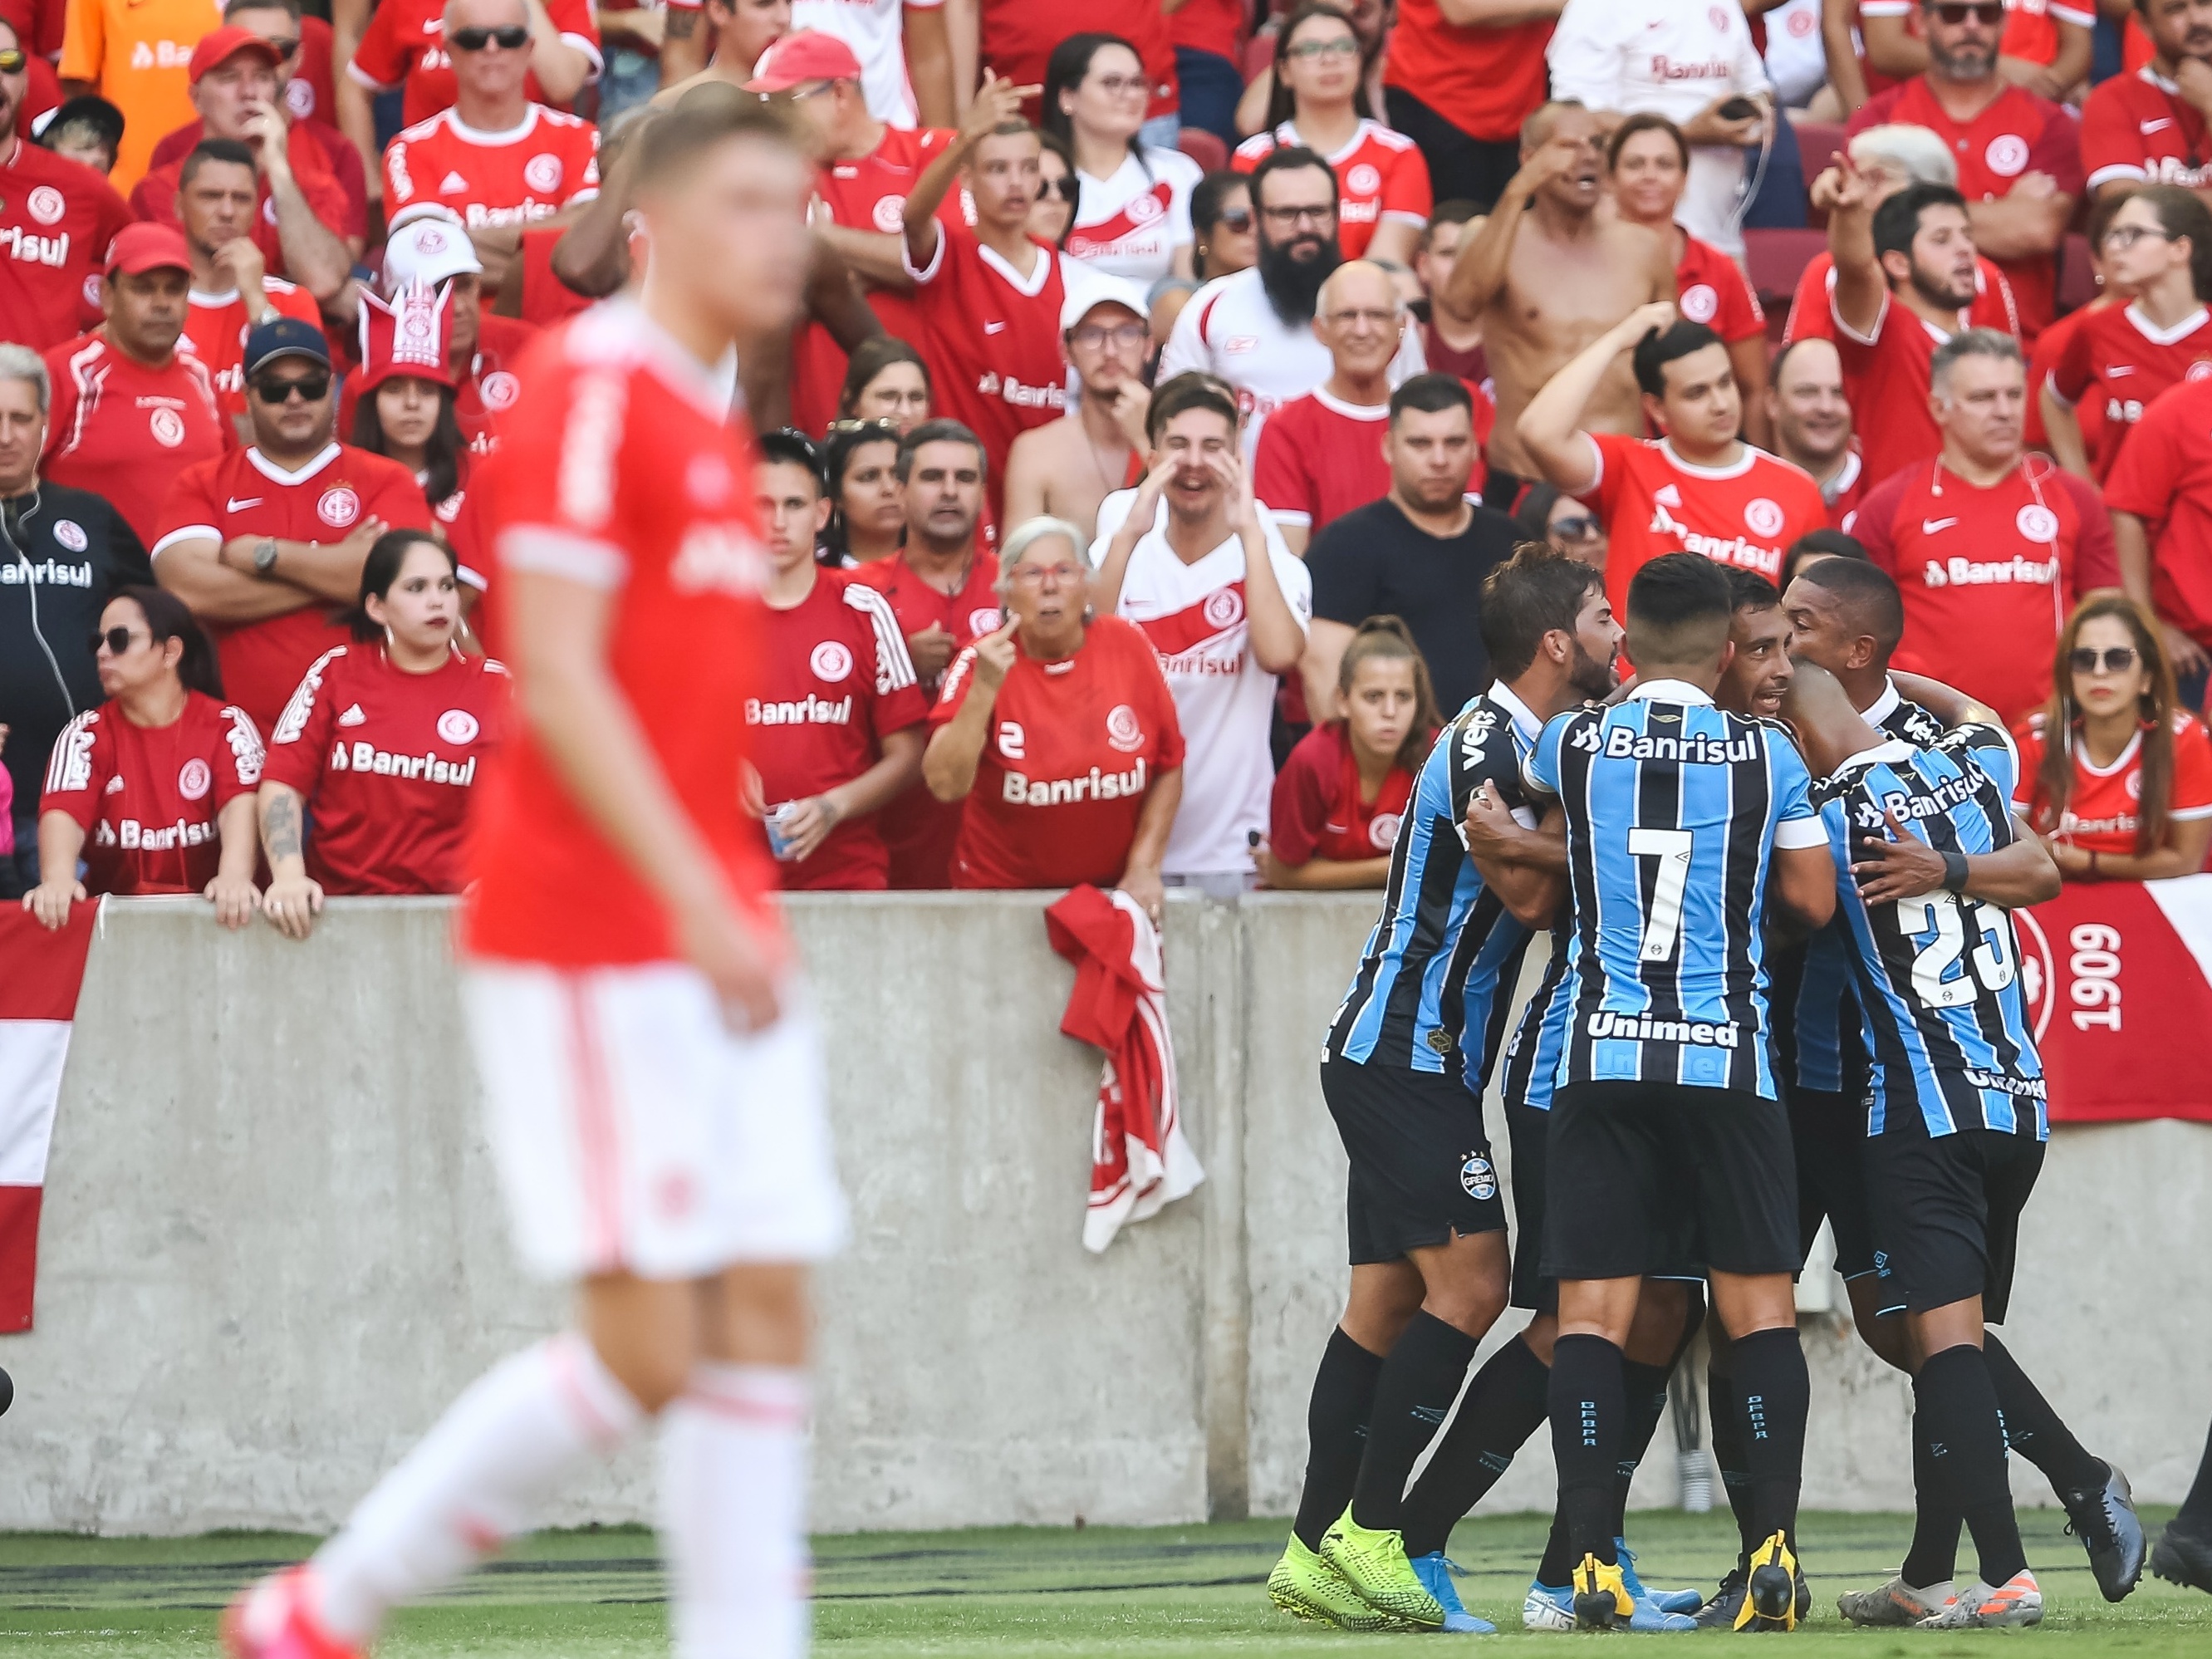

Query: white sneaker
left=1916, top=1571, right=2043, bottom=1628
left=1522, top=1582, right=1576, bottom=1632
left=1837, top=1574, right=1955, bottom=1626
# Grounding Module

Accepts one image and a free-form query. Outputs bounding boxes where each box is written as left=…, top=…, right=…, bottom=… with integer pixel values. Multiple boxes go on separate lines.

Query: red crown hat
left=356, top=281, right=456, bottom=393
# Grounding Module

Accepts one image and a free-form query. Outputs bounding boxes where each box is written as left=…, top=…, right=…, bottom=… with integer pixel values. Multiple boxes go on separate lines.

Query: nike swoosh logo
left=2110, top=365, right=2136, bottom=376
left=227, top=497, right=262, bottom=510
left=1921, top=517, right=1958, bottom=533
left=983, top=321, right=1008, bottom=334
left=2142, top=118, right=2175, bottom=134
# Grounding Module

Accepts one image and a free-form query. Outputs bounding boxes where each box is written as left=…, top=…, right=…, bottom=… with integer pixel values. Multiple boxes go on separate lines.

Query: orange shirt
left=58, top=0, right=224, bottom=191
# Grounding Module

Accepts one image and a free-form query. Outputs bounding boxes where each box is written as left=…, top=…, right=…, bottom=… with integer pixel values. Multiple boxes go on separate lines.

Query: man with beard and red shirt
left=2080, top=0, right=2212, bottom=199
left=172, top=140, right=326, bottom=431
left=749, top=430, right=926, bottom=891
left=150, top=318, right=434, bottom=739
left=42, top=224, right=228, bottom=548
left=0, top=14, right=132, bottom=351
left=1851, top=329, right=2116, bottom=722
left=1845, top=0, right=2080, bottom=341
left=854, top=419, right=1001, bottom=888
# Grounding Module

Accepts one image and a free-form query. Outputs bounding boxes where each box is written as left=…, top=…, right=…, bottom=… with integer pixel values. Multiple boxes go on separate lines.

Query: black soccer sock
left=1731, top=1327, right=1811, bottom=1553
left=1292, top=1328, right=1387, bottom=1550
left=1901, top=1410, right=1964, bottom=1589
left=1399, top=1333, right=1552, bottom=1558
left=1536, top=1506, right=1577, bottom=1587
left=2179, top=1416, right=2212, bottom=1527
left=1917, top=1345, right=2028, bottom=1587
left=1707, top=1363, right=1759, bottom=1569
left=1608, top=1358, right=1675, bottom=1542
left=1350, top=1311, right=1480, bottom=1534
left=1548, top=1333, right=1626, bottom=1567
left=1980, top=1332, right=2108, bottom=1498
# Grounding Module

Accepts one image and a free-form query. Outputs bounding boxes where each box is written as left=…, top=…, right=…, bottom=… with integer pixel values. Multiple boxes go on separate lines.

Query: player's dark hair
left=1632, top=320, right=1726, bottom=399
left=1033, top=130, right=1077, bottom=249
left=1726, top=567, right=1782, bottom=614
left=1481, top=542, right=1605, bottom=681
left=1146, top=371, right=1241, bottom=445
left=1337, top=615, right=1440, bottom=773
left=1190, top=170, right=1250, bottom=280
left=1248, top=144, right=1338, bottom=213
left=182, top=137, right=258, bottom=189
left=1606, top=111, right=1689, bottom=174
left=631, top=92, right=801, bottom=193
left=759, top=427, right=825, bottom=493
left=1388, top=372, right=1473, bottom=424
left=351, top=380, right=463, bottom=508
left=2035, top=591, right=2180, bottom=853
left=1872, top=182, right=1969, bottom=271
left=1797, top=551, right=1905, bottom=656
left=1265, top=3, right=1375, bottom=130
left=111, top=585, right=224, bottom=699
left=344, top=531, right=455, bottom=643
left=1043, top=34, right=1150, bottom=178
left=2114, top=183, right=2212, bottom=302
left=1781, top=528, right=1868, bottom=590
left=896, top=418, right=987, bottom=482
left=1624, top=551, right=1734, bottom=668
left=836, top=336, right=931, bottom=425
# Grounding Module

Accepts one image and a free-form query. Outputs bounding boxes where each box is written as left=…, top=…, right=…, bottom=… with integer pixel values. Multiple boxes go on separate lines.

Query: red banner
left=2016, top=877, right=2212, bottom=1125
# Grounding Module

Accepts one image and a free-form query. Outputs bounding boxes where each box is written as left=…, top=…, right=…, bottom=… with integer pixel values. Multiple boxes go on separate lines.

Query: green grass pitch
left=2, top=1508, right=2206, bottom=1655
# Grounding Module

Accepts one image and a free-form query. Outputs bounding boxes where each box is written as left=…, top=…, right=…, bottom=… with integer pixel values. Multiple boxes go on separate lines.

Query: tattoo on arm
left=265, top=793, right=302, bottom=862
left=665, top=9, right=696, bottom=38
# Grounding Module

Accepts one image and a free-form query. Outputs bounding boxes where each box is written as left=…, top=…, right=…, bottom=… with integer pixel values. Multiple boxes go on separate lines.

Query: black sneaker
left=2062, top=1463, right=2146, bottom=1602
left=2152, top=1514, right=2212, bottom=1596
left=1695, top=1567, right=1748, bottom=1629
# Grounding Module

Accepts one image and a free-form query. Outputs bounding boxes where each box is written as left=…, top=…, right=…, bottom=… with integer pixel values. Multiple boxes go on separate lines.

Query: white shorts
left=462, top=960, right=847, bottom=1282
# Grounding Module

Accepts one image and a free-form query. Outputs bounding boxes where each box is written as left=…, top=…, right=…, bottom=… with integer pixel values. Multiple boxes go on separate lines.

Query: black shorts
left=1788, top=1087, right=1878, bottom=1281
left=1543, top=1082, right=1799, bottom=1282
left=1506, top=1097, right=1556, bottom=1313
left=1866, top=1128, right=2045, bottom=1323
left=1381, top=86, right=1524, bottom=209
left=1322, top=1057, right=1508, bottom=1266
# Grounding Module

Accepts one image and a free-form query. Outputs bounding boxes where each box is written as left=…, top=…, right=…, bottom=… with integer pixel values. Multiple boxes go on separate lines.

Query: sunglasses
left=1927, top=2, right=2004, bottom=22
left=253, top=371, right=331, bottom=404
left=0, top=47, right=27, bottom=72
left=1550, top=514, right=1603, bottom=543
left=1040, top=176, right=1079, bottom=203
left=1284, top=36, right=1360, bottom=61
left=1214, top=207, right=1253, bottom=233
left=449, top=24, right=529, bottom=50
left=91, top=626, right=145, bottom=655
left=2071, top=645, right=2141, bottom=675
left=261, top=35, right=301, bottom=59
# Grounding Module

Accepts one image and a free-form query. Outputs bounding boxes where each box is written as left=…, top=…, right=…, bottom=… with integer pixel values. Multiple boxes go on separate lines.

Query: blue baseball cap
left=243, top=316, right=331, bottom=378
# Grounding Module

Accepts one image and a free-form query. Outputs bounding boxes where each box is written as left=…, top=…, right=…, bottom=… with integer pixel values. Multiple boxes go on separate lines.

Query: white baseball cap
left=384, top=209, right=483, bottom=292
left=1060, top=271, right=1151, bottom=336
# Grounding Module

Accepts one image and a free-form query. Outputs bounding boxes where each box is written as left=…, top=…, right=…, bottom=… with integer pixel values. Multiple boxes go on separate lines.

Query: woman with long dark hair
left=2013, top=591, right=2212, bottom=881
left=24, top=587, right=264, bottom=927
left=822, top=420, right=908, bottom=567
left=1189, top=169, right=1258, bottom=282
left=1044, top=32, right=1201, bottom=284
left=836, top=337, right=934, bottom=437
left=1030, top=130, right=1080, bottom=249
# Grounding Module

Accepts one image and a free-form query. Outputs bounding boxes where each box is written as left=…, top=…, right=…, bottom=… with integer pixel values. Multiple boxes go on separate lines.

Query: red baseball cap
left=189, top=25, right=285, bottom=86
left=743, top=30, right=864, bottom=94
left=105, top=222, right=193, bottom=277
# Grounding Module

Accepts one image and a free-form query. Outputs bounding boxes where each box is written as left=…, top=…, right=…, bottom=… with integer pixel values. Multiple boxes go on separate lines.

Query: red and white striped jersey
left=1067, top=147, right=1203, bottom=285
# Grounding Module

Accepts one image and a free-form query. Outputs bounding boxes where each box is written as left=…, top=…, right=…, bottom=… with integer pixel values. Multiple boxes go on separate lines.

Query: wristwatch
left=253, top=537, right=279, bottom=576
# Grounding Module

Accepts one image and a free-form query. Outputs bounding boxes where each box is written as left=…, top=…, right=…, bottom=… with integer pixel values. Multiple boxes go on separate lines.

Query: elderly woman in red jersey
left=255, top=529, right=508, bottom=937
left=23, top=586, right=263, bottom=929
left=1258, top=616, right=1439, bottom=890
left=923, top=515, right=1184, bottom=920
left=2013, top=591, right=2212, bottom=883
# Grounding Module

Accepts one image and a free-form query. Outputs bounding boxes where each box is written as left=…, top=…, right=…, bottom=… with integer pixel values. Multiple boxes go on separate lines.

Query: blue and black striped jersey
left=1815, top=724, right=2046, bottom=1140
left=1499, top=921, right=1573, bottom=1112
left=1525, top=680, right=1827, bottom=1098
left=1326, top=685, right=1542, bottom=1090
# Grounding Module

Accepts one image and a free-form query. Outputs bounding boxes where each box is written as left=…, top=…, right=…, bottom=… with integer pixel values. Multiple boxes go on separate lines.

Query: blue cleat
left=1523, top=1581, right=1575, bottom=1631
left=1626, top=1598, right=1699, bottom=1632
left=1411, top=1553, right=1497, bottom=1633
left=1617, top=1542, right=1704, bottom=1617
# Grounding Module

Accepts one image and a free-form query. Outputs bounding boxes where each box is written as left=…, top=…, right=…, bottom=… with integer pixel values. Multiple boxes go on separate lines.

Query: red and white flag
left=0, top=906, right=98, bottom=1331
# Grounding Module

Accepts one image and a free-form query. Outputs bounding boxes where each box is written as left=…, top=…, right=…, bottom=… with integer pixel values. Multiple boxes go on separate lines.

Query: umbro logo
left=440, top=171, right=468, bottom=193
left=226, top=496, right=262, bottom=511
left=1921, top=517, right=1958, bottom=533
left=337, top=704, right=366, bottom=727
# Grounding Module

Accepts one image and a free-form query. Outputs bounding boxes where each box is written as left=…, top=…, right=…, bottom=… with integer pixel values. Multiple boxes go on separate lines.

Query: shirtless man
left=1003, top=277, right=1153, bottom=542
left=1440, top=101, right=1672, bottom=508
left=655, top=0, right=789, bottom=106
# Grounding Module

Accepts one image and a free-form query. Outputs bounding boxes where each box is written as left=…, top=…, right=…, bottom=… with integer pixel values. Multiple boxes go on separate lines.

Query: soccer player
left=2079, top=0, right=2212, bottom=199
left=1267, top=544, right=1623, bottom=1635
left=223, top=97, right=839, bottom=1659
left=1765, top=338, right=1868, bottom=529
left=1517, top=302, right=1827, bottom=626
left=2156, top=1416, right=2212, bottom=1592
left=1523, top=552, right=1837, bottom=1632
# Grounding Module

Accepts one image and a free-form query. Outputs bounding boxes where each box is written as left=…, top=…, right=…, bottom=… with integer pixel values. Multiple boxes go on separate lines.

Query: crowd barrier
left=1, top=891, right=2206, bottom=1535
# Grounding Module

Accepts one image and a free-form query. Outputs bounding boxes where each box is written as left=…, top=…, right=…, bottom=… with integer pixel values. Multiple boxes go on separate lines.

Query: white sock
left=659, top=1362, right=812, bottom=1659
left=311, top=1332, right=644, bottom=1644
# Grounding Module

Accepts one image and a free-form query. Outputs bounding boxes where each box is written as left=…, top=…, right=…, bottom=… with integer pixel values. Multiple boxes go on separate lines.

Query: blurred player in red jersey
left=749, top=429, right=926, bottom=891
left=1765, top=338, right=1868, bottom=528
left=1851, top=329, right=2116, bottom=721
left=2080, top=0, right=2212, bottom=199
left=2104, top=351, right=2212, bottom=689
left=224, top=95, right=840, bottom=1659
left=1518, top=304, right=1827, bottom=627
left=1253, top=260, right=1405, bottom=557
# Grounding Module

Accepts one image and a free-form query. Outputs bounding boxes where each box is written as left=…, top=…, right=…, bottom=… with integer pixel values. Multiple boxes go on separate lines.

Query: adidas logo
left=105, top=774, right=125, bottom=793
left=338, top=704, right=367, bottom=727
left=439, top=171, right=468, bottom=194
left=1654, top=483, right=1683, bottom=507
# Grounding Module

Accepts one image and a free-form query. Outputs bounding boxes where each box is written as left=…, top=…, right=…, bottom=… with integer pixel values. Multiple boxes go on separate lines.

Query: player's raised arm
left=1516, top=300, right=1677, bottom=495
left=1824, top=152, right=1886, bottom=341
left=903, top=71, right=1033, bottom=273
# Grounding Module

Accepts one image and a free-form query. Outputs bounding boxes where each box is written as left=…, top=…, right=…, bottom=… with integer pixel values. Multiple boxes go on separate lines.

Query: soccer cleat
left=1572, top=1553, right=1634, bottom=1630
left=1836, top=1574, right=1955, bottom=1627
left=1410, top=1552, right=1498, bottom=1633
left=1319, top=1509, right=1444, bottom=1627
left=1267, top=1534, right=1399, bottom=1631
left=1734, top=1531, right=1800, bottom=1632
left=222, top=1567, right=363, bottom=1659
left=2061, top=1463, right=2146, bottom=1601
left=1916, top=1570, right=2043, bottom=1628
left=1617, top=1541, right=1705, bottom=1616
left=1693, top=1567, right=1747, bottom=1629
left=2152, top=1514, right=2212, bottom=1595
left=1523, top=1582, right=1577, bottom=1632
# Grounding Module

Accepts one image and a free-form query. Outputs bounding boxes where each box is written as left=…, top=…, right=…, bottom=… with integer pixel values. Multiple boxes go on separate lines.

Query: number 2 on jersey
left=1897, top=891, right=2017, bottom=1007
left=1628, top=827, right=1694, bottom=962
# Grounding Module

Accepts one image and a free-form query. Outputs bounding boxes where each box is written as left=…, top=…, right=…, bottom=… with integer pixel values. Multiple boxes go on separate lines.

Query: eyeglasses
left=253, top=371, right=331, bottom=404
left=448, top=24, right=529, bottom=51
left=1040, top=175, right=1079, bottom=203
left=0, top=47, right=27, bottom=72
left=2070, top=645, right=2141, bottom=675
left=1549, top=514, right=1604, bottom=544
left=1322, top=306, right=1397, bottom=329
left=1068, top=320, right=1148, bottom=351
left=1285, top=36, right=1360, bottom=61
left=1008, top=562, right=1084, bottom=588
left=91, top=626, right=145, bottom=655
left=1086, top=74, right=1149, bottom=97
left=1214, top=207, right=1253, bottom=233
left=1927, top=2, right=2004, bottom=22
left=2102, top=223, right=2175, bottom=251
left=1260, top=202, right=1337, bottom=226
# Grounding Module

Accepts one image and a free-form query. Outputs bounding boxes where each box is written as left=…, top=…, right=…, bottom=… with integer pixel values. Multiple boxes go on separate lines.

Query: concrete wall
left=2, top=894, right=2206, bottom=1535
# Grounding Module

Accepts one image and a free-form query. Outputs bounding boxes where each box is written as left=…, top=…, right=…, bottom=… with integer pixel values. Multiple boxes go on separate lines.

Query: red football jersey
left=978, top=0, right=1176, bottom=120
left=383, top=105, right=601, bottom=232
left=1834, top=294, right=1966, bottom=492
left=260, top=641, right=508, bottom=893
left=1383, top=0, right=1551, bottom=144
left=2049, top=301, right=2212, bottom=482
left=2012, top=708, right=2212, bottom=856
left=1852, top=454, right=2119, bottom=720
left=929, top=615, right=1184, bottom=891
left=0, top=135, right=133, bottom=351
left=2104, top=375, right=2212, bottom=650
left=1825, top=449, right=1870, bottom=531
left=1676, top=231, right=1763, bottom=346
left=41, top=336, right=228, bottom=547
left=1268, top=719, right=1414, bottom=867
left=1847, top=80, right=2083, bottom=336
left=1998, top=0, right=2095, bottom=66
left=903, top=225, right=1069, bottom=513
left=1584, top=433, right=1828, bottom=625
left=1251, top=390, right=1390, bottom=534
left=2023, top=296, right=2107, bottom=456
left=515, top=224, right=595, bottom=327
left=1232, top=120, right=1432, bottom=261
left=348, top=0, right=601, bottom=127
left=752, top=571, right=929, bottom=892
left=150, top=444, right=434, bottom=738
left=130, top=124, right=361, bottom=268
left=145, top=115, right=370, bottom=242
left=180, top=277, right=326, bottom=422
left=346, top=312, right=540, bottom=455
left=2081, top=65, right=2211, bottom=193
left=39, top=691, right=263, bottom=896
left=464, top=301, right=780, bottom=967
left=1783, top=248, right=2018, bottom=345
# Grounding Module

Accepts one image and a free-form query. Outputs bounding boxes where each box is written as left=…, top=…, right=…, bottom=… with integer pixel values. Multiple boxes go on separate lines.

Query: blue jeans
left=1173, top=46, right=1243, bottom=150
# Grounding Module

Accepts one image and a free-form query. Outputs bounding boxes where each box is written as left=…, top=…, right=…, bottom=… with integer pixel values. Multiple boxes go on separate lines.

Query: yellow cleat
left=1736, top=1530, right=1802, bottom=1632
left=1572, top=1552, right=1634, bottom=1630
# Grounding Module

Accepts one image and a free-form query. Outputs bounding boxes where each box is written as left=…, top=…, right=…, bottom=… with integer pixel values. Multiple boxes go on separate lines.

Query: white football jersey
left=1067, top=148, right=1204, bottom=285
left=792, top=0, right=943, bottom=129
